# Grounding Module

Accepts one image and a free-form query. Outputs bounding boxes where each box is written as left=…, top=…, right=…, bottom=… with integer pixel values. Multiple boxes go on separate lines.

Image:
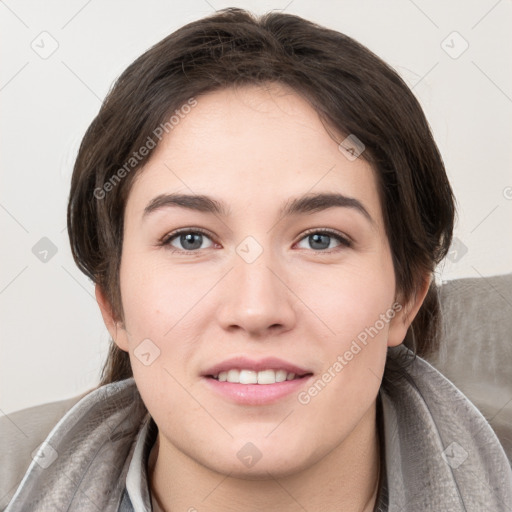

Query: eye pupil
left=310, top=233, right=330, bottom=250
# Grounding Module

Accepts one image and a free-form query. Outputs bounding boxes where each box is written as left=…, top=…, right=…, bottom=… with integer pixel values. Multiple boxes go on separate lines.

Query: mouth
left=201, top=356, right=313, bottom=405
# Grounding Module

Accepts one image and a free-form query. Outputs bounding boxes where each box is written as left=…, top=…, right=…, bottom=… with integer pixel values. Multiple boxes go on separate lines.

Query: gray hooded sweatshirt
left=3, top=345, right=512, bottom=511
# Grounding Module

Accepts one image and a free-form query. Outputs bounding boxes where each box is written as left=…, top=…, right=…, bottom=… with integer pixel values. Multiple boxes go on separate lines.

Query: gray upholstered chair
left=427, top=273, right=512, bottom=462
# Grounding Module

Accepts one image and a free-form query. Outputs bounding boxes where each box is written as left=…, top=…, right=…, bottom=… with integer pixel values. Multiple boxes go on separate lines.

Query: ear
left=387, top=274, right=431, bottom=348
left=95, top=284, right=130, bottom=352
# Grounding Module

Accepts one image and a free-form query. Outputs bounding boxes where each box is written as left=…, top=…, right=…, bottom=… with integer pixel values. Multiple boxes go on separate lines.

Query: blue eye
left=296, top=231, right=351, bottom=251
left=161, top=228, right=351, bottom=253
left=163, top=230, right=214, bottom=251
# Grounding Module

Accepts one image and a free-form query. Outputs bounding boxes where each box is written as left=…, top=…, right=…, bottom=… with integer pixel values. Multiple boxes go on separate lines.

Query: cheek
left=295, top=254, right=396, bottom=342
left=118, top=258, right=197, bottom=423
left=294, top=252, right=395, bottom=400
left=117, top=257, right=187, bottom=390
left=118, top=249, right=213, bottom=376
left=296, top=289, right=391, bottom=444
left=119, top=252, right=196, bottom=338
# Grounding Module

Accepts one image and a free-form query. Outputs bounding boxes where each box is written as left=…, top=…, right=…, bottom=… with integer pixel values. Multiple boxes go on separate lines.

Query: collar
left=124, top=413, right=158, bottom=511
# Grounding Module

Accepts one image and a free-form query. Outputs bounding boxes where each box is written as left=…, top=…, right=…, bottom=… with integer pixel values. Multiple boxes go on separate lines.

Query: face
left=98, top=84, right=418, bottom=478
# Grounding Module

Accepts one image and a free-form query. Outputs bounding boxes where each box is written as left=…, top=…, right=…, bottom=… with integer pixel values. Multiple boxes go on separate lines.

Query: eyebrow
left=142, top=192, right=374, bottom=224
left=280, top=193, right=373, bottom=223
left=143, top=193, right=231, bottom=218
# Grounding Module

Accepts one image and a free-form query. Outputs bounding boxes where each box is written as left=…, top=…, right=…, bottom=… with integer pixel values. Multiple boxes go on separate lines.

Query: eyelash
left=159, top=227, right=352, bottom=254
left=160, top=228, right=216, bottom=254
left=299, top=228, right=352, bottom=251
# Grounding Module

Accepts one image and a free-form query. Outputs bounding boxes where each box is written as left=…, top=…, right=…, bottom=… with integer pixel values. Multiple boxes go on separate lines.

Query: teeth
left=214, top=369, right=301, bottom=384
left=275, top=369, right=288, bottom=382
left=258, top=370, right=276, bottom=384
left=227, top=369, right=239, bottom=382
left=239, top=370, right=257, bottom=384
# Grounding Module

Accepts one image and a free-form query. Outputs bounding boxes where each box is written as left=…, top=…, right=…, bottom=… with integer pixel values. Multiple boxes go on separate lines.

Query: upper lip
left=202, top=356, right=312, bottom=377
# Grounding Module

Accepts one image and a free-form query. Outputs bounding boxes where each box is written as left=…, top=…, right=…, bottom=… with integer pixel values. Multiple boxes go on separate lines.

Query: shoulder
left=2, top=378, right=145, bottom=512
left=0, top=391, right=90, bottom=509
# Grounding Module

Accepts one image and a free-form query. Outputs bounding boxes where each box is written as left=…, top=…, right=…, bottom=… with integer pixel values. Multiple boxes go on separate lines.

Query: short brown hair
left=67, top=8, right=455, bottom=386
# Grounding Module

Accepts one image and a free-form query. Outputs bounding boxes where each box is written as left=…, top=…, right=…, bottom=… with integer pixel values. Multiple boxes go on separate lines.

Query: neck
left=148, top=402, right=381, bottom=512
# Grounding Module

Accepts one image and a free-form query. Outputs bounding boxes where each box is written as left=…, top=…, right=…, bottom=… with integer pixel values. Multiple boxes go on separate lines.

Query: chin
left=209, top=455, right=311, bottom=481
left=201, top=436, right=317, bottom=479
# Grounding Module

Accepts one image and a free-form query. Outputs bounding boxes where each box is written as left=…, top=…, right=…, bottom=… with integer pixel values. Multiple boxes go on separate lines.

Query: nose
left=216, top=248, right=297, bottom=338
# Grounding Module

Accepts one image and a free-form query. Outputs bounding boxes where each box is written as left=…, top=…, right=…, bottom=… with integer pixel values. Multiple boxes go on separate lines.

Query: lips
left=202, top=356, right=314, bottom=405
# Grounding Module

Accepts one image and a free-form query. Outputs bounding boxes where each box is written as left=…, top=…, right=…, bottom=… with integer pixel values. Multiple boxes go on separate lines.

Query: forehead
left=125, top=84, right=382, bottom=225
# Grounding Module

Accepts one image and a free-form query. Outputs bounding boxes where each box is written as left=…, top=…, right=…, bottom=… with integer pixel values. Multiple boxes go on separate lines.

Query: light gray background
left=1, top=0, right=511, bottom=414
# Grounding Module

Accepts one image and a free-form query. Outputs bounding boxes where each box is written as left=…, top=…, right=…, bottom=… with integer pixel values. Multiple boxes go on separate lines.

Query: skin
left=96, top=83, right=428, bottom=512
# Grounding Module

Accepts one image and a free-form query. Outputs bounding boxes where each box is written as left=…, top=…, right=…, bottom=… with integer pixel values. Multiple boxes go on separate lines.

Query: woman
left=4, top=8, right=512, bottom=512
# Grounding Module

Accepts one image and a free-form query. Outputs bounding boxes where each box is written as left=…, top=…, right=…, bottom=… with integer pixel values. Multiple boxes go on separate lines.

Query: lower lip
left=202, top=375, right=313, bottom=405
